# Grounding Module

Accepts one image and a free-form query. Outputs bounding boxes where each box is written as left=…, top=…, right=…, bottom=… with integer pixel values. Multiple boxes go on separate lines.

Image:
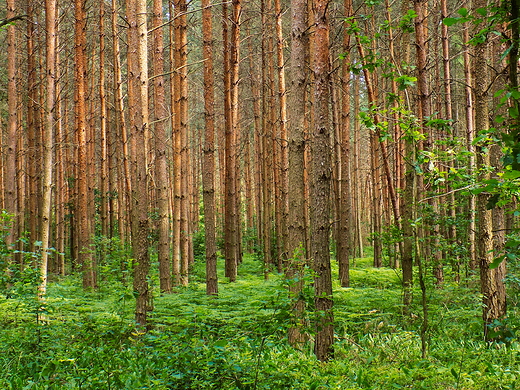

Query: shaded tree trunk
left=75, top=0, right=96, bottom=289
left=473, top=0, right=506, bottom=336
left=337, top=0, right=353, bottom=287
left=202, top=0, right=218, bottom=295
left=5, top=0, right=18, bottom=246
left=312, top=0, right=334, bottom=362
left=287, top=0, right=309, bottom=347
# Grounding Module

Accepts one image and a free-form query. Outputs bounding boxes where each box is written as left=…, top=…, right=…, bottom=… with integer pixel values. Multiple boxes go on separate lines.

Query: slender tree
left=152, top=0, right=172, bottom=293
left=5, top=0, right=18, bottom=247
left=127, top=0, right=151, bottom=325
left=223, top=0, right=240, bottom=282
left=40, top=0, right=57, bottom=297
left=336, top=0, right=353, bottom=287
left=202, top=0, right=218, bottom=295
left=275, top=0, right=289, bottom=265
left=473, top=0, right=507, bottom=336
left=287, top=0, right=309, bottom=346
left=311, top=0, right=334, bottom=362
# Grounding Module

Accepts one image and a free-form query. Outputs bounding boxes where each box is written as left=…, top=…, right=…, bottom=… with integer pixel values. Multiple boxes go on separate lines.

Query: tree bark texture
left=311, top=0, right=334, bottom=362
left=202, top=0, right=219, bottom=295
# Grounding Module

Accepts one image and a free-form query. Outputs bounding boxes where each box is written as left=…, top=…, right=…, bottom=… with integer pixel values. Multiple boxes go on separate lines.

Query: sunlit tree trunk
left=127, top=0, right=151, bottom=325
left=275, top=0, right=288, bottom=265
left=152, top=0, right=171, bottom=293
left=351, top=75, right=364, bottom=259
left=312, top=0, right=334, bottom=362
left=462, top=25, right=477, bottom=271
left=175, top=0, right=191, bottom=286
left=39, top=0, right=57, bottom=297
left=170, top=1, right=181, bottom=286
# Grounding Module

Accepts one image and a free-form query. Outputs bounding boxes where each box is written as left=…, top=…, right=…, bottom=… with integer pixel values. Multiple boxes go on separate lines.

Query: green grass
left=1, top=251, right=519, bottom=389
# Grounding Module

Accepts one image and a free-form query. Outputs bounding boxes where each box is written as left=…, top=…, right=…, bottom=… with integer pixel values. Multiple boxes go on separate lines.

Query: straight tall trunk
left=473, top=0, right=507, bottom=335
left=99, top=0, right=109, bottom=238
left=170, top=0, right=181, bottom=286
left=337, top=0, right=353, bottom=287
left=153, top=0, right=171, bottom=293
left=40, top=0, right=57, bottom=297
left=463, top=25, right=477, bottom=271
left=275, top=0, right=288, bottom=265
left=75, top=0, right=96, bottom=289
left=128, top=0, right=151, bottom=325
left=202, top=0, right=218, bottom=295
left=287, top=0, right=309, bottom=347
left=176, top=0, right=191, bottom=286
left=26, top=1, right=41, bottom=254
left=112, top=0, right=131, bottom=245
left=312, top=0, right=334, bottom=362
left=223, top=1, right=240, bottom=281
left=5, top=0, right=18, bottom=246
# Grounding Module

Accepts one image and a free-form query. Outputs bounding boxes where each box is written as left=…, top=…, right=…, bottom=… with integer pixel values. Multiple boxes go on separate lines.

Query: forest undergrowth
left=1, top=251, right=519, bottom=390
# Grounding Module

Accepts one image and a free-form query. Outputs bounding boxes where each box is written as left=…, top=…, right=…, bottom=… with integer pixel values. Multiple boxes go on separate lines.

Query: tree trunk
left=5, top=0, right=18, bottom=247
left=202, top=0, right=218, bottom=296
left=473, top=0, right=507, bottom=336
left=39, top=0, right=57, bottom=297
left=127, top=0, right=151, bottom=326
left=337, top=0, right=353, bottom=287
left=99, top=0, right=108, bottom=239
left=287, top=0, right=309, bottom=347
left=223, top=0, right=241, bottom=282
left=275, top=0, right=289, bottom=266
left=312, top=0, right=334, bottom=362
left=152, top=0, right=171, bottom=293
left=74, top=0, right=96, bottom=289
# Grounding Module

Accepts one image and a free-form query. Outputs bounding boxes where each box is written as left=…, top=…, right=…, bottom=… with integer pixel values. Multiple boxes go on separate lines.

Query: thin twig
left=418, top=185, right=473, bottom=203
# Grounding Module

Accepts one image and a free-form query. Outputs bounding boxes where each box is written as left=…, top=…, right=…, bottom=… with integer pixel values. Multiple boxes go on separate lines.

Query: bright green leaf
left=489, top=256, right=505, bottom=269
left=502, top=170, right=520, bottom=179
left=443, top=17, right=459, bottom=26
left=476, top=7, right=487, bottom=17
left=457, top=7, right=469, bottom=17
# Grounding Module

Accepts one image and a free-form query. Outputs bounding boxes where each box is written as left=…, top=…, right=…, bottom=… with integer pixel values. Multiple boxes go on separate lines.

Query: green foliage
left=93, top=235, right=132, bottom=289
left=398, top=10, right=417, bottom=33
left=1, top=249, right=520, bottom=389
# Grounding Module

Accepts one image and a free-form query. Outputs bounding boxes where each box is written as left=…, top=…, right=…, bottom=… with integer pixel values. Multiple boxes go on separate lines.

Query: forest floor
left=1, top=251, right=519, bottom=389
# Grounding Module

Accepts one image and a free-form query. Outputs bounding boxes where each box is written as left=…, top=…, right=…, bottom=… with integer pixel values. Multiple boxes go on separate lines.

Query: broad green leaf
left=451, top=367, right=459, bottom=379
left=476, top=7, right=487, bottom=17
left=489, top=256, right=505, bottom=269
left=457, top=7, right=469, bottom=17
left=494, top=88, right=505, bottom=98
left=443, top=17, right=459, bottom=26
left=502, top=170, right=520, bottom=179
